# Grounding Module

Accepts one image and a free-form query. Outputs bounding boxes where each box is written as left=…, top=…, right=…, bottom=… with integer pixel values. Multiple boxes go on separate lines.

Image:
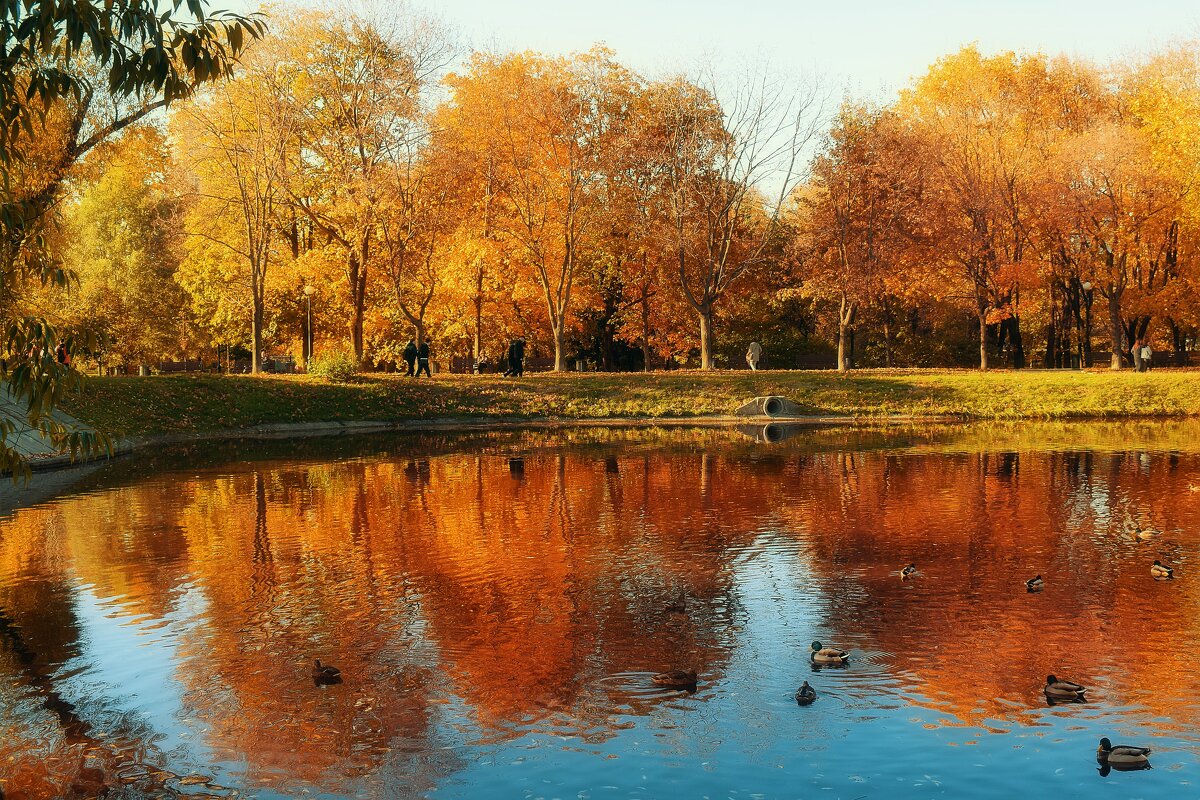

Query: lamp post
left=1081, top=281, right=1094, bottom=368
left=304, top=284, right=315, bottom=367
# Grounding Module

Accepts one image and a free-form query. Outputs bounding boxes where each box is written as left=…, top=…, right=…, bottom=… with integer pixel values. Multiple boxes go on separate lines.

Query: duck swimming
left=901, top=564, right=918, bottom=579
left=795, top=681, right=817, bottom=705
left=810, top=641, right=850, bottom=665
left=1097, top=737, right=1150, bottom=766
left=1026, top=575, right=1044, bottom=592
left=312, top=659, right=342, bottom=685
left=1044, top=674, right=1087, bottom=702
left=1133, top=524, right=1159, bottom=542
left=652, top=670, right=698, bottom=689
left=1151, top=560, right=1174, bottom=579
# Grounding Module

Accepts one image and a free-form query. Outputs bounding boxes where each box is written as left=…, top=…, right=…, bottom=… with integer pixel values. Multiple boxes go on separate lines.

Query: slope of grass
left=56, top=369, right=1200, bottom=440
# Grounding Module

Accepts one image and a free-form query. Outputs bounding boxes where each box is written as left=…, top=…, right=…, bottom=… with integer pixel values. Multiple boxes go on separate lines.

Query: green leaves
left=0, top=0, right=265, bottom=478
left=1, top=2, right=268, bottom=163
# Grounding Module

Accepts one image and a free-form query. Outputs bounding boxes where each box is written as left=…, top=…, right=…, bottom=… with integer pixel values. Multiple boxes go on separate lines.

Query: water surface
left=1, top=422, right=1198, bottom=798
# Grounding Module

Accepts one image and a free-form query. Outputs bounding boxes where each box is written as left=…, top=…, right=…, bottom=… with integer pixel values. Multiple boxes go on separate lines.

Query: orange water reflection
left=1, top=423, right=1199, bottom=797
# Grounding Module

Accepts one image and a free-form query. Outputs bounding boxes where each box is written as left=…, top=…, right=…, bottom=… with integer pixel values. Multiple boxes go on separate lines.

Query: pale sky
left=226, top=0, right=1198, bottom=193
left=326, top=0, right=1200, bottom=99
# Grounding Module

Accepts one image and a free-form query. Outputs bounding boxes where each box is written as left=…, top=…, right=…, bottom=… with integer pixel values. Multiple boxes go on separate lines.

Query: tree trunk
left=1083, top=302, right=1093, bottom=367
left=1008, top=316, right=1026, bottom=369
left=977, top=306, right=989, bottom=371
left=552, top=321, right=566, bottom=372
left=599, top=314, right=615, bottom=371
left=349, top=242, right=368, bottom=364
left=837, top=295, right=856, bottom=372
left=1107, top=292, right=1123, bottom=369
left=1169, top=318, right=1188, bottom=366
left=473, top=294, right=483, bottom=368
left=882, top=310, right=893, bottom=368
left=251, top=296, right=264, bottom=374
left=697, top=305, right=714, bottom=370
left=414, top=319, right=426, bottom=348
left=640, top=289, right=652, bottom=373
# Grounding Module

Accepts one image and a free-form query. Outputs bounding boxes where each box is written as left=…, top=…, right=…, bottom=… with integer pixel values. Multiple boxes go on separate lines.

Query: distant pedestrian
left=1141, top=340, right=1153, bottom=371
left=416, top=340, right=431, bottom=377
left=402, top=338, right=417, bottom=376
left=505, top=337, right=526, bottom=377
left=746, top=341, right=763, bottom=371
left=504, top=340, right=518, bottom=376
left=1131, top=338, right=1145, bottom=372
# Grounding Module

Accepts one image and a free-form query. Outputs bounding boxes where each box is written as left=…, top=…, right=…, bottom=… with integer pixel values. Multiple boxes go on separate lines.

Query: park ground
left=58, top=368, right=1200, bottom=440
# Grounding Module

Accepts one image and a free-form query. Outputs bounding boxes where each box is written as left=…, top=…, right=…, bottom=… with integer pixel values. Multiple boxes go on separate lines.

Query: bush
left=308, top=351, right=359, bottom=382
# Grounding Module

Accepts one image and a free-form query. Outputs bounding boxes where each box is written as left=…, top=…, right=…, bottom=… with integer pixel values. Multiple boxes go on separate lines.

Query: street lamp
left=304, top=285, right=316, bottom=366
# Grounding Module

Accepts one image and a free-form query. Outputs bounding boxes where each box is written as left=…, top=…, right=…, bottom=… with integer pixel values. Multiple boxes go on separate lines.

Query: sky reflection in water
left=0, top=422, right=1198, bottom=798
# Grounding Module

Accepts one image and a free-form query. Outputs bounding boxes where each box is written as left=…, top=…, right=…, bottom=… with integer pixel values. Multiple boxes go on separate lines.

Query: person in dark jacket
left=504, top=338, right=526, bottom=377
left=416, top=340, right=431, bottom=377
left=402, top=339, right=417, bottom=376
left=504, top=339, right=518, bottom=376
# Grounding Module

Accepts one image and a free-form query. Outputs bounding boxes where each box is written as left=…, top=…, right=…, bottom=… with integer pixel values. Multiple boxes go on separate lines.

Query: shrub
left=308, top=351, right=359, bottom=382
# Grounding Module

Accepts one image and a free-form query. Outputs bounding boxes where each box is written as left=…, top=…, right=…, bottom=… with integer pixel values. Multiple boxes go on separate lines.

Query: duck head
left=810, top=641, right=823, bottom=652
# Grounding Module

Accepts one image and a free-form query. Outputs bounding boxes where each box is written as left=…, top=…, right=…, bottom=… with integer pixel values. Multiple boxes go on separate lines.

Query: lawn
left=57, top=369, right=1200, bottom=440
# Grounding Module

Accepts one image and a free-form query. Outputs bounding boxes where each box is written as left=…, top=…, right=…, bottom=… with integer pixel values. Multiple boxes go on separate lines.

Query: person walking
left=746, top=341, right=763, bottom=371
left=416, top=340, right=431, bottom=377
left=1131, top=338, right=1144, bottom=372
left=1141, top=339, right=1153, bottom=371
left=504, top=339, right=518, bottom=376
left=402, top=338, right=417, bottom=376
left=505, top=337, right=526, bottom=377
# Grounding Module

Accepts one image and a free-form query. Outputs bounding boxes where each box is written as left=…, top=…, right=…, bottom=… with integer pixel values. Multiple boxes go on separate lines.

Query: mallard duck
left=1151, top=560, right=1174, bottom=579
left=1026, top=575, right=1044, bottom=592
left=664, top=595, right=687, bottom=614
left=652, top=670, right=697, bottom=689
left=1044, top=674, right=1087, bottom=702
left=1097, top=737, right=1150, bottom=765
left=810, top=641, right=849, bottom=665
left=901, top=564, right=918, bottom=579
left=795, top=680, right=817, bottom=705
left=312, top=659, right=342, bottom=685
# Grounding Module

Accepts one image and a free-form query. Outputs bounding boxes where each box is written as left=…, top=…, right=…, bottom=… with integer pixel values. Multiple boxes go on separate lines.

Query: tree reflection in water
left=0, top=422, right=1199, bottom=797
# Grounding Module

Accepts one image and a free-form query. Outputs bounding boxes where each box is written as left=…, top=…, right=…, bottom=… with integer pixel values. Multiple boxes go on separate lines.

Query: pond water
left=1, top=422, right=1199, bottom=799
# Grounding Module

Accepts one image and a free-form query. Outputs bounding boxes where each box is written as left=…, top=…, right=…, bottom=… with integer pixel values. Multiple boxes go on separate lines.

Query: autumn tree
left=1117, top=48, right=1200, bottom=364
left=174, top=37, right=297, bottom=373
left=899, top=47, right=1068, bottom=370
left=792, top=104, right=922, bottom=371
left=439, top=48, right=641, bottom=371
left=61, top=126, right=190, bottom=369
left=376, top=114, right=462, bottom=350
left=1055, top=122, right=1182, bottom=368
left=654, top=68, right=822, bottom=369
left=272, top=11, right=452, bottom=364
left=0, top=0, right=264, bottom=473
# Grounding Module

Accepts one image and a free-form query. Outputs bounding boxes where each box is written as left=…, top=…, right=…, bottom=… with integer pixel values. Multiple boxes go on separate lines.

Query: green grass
left=57, top=369, right=1200, bottom=439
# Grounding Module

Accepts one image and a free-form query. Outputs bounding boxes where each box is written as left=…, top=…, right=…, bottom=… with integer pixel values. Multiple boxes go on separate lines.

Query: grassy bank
left=57, top=369, right=1200, bottom=439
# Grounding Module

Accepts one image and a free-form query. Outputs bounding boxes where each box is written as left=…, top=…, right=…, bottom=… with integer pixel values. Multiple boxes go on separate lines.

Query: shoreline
left=29, top=368, right=1200, bottom=475
left=26, top=412, right=966, bottom=472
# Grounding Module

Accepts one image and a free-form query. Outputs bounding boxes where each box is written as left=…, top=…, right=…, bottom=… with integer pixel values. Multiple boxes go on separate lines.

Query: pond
left=1, top=422, right=1198, bottom=798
